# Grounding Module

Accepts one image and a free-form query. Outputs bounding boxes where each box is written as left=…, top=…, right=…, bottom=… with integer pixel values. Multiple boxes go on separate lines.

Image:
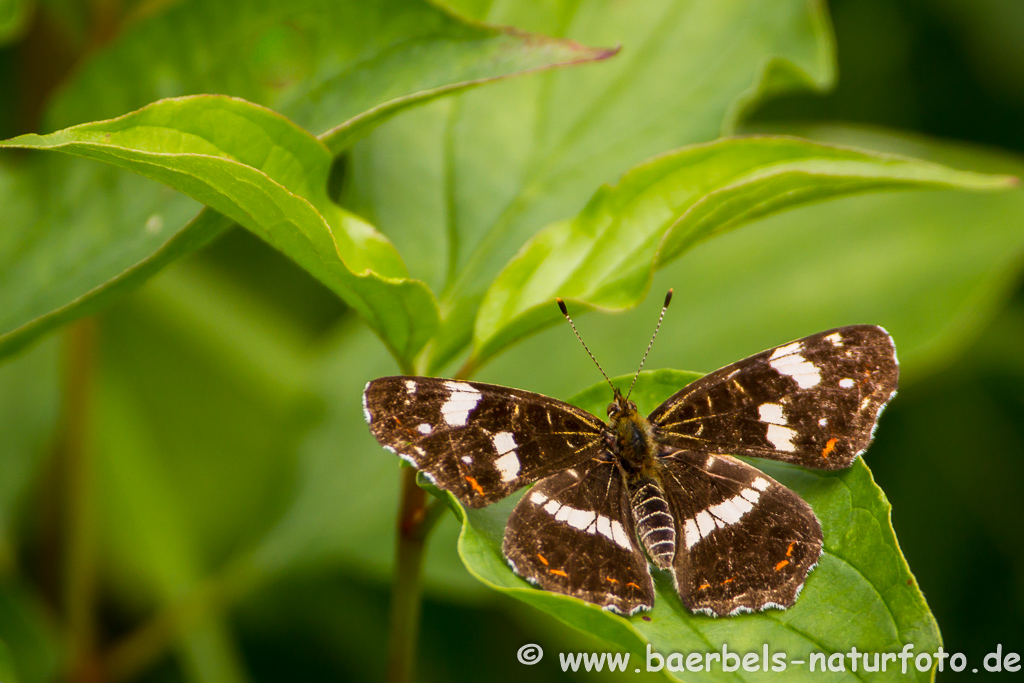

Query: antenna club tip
left=664, top=289, right=673, bottom=307
left=556, top=298, right=568, bottom=316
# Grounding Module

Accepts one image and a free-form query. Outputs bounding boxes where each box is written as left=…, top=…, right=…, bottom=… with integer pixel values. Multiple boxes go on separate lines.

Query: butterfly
left=362, top=293, right=898, bottom=617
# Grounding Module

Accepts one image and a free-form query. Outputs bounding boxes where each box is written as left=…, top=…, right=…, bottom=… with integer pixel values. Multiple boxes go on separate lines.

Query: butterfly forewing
left=363, top=377, right=606, bottom=507
left=649, top=325, right=898, bottom=469
left=657, top=450, right=823, bottom=616
left=503, top=460, right=655, bottom=615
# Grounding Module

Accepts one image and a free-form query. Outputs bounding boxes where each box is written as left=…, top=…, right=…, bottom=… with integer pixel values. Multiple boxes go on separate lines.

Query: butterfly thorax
left=606, top=389, right=658, bottom=474
left=604, top=390, right=678, bottom=569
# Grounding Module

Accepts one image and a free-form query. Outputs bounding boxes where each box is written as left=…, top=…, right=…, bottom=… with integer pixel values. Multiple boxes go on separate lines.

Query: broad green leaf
left=345, top=0, right=837, bottom=371
left=45, top=0, right=613, bottom=140
left=2, top=95, right=437, bottom=363
left=447, top=370, right=939, bottom=682
left=316, top=36, right=617, bottom=156
left=471, top=136, right=1014, bottom=368
left=0, top=0, right=611, bottom=365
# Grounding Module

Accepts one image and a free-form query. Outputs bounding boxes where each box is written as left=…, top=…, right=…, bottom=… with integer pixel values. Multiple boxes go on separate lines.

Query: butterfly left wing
left=503, top=459, right=655, bottom=615
left=648, top=325, right=898, bottom=469
left=363, top=377, right=606, bottom=507
left=657, top=450, right=823, bottom=616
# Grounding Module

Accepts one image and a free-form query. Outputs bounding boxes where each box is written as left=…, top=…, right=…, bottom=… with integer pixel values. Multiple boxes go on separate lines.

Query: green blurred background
left=1, top=0, right=1023, bottom=681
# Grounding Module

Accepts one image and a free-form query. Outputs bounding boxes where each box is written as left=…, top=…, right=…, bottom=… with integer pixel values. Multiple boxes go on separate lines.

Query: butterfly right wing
left=503, top=459, right=655, bottom=615
left=649, top=325, right=898, bottom=470
left=363, top=377, right=607, bottom=507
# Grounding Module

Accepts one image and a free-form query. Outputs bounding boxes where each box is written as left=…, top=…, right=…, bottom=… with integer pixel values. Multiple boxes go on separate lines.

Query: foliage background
left=0, top=0, right=1022, bottom=682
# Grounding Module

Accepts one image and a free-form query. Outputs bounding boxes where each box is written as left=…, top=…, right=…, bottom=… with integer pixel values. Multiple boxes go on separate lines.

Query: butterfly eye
left=628, top=401, right=637, bottom=413
left=606, top=402, right=619, bottom=417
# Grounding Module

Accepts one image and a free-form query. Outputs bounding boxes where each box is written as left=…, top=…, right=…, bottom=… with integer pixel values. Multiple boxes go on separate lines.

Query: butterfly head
left=606, top=386, right=637, bottom=420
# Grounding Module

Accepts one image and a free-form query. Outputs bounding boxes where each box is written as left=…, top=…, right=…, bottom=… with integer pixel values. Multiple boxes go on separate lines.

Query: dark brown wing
left=649, top=325, right=898, bottom=469
left=363, top=377, right=606, bottom=507
left=658, top=450, right=823, bottom=616
left=503, top=459, right=654, bottom=615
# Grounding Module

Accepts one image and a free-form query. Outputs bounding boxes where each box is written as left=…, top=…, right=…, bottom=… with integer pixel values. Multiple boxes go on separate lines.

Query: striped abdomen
left=629, top=479, right=676, bottom=569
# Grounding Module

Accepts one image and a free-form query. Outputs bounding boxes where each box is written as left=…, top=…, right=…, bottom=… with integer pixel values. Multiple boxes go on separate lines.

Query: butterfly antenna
left=626, top=289, right=673, bottom=401
left=556, top=298, right=616, bottom=394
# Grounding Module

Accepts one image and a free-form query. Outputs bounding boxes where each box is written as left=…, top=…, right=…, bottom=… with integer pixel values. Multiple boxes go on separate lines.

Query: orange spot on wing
left=722, top=577, right=734, bottom=585
left=775, top=559, right=790, bottom=571
left=464, top=475, right=484, bottom=496
left=549, top=568, right=568, bottom=577
left=698, top=582, right=711, bottom=590
left=821, top=437, right=839, bottom=458
left=606, top=577, right=619, bottom=584
left=786, top=541, right=796, bottom=557
left=536, top=554, right=549, bottom=566
left=626, top=582, right=641, bottom=590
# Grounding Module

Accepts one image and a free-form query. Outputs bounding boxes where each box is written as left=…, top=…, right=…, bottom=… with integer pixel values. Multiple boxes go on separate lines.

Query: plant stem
left=386, top=467, right=430, bottom=683
left=385, top=348, right=453, bottom=683
left=63, top=319, right=100, bottom=683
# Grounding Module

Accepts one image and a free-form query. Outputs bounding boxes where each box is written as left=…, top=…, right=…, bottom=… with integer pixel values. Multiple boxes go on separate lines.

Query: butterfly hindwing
left=649, top=325, right=898, bottom=469
left=657, top=450, right=823, bottom=616
left=503, top=459, right=655, bottom=615
left=363, top=377, right=606, bottom=507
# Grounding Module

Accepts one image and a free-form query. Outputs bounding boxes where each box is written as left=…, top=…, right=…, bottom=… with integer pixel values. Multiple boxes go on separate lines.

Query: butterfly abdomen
left=629, top=479, right=676, bottom=570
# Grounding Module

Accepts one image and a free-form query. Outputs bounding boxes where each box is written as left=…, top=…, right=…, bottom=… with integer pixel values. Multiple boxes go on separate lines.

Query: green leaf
left=0, top=0, right=610, bottom=364
left=45, top=0, right=614, bottom=140
left=315, top=33, right=617, bottom=156
left=345, top=0, right=838, bottom=371
left=471, top=136, right=1014, bottom=367
left=447, top=370, right=939, bottom=682
left=2, top=95, right=438, bottom=364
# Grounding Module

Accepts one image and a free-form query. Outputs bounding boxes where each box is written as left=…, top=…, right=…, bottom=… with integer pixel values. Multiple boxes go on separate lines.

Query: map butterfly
left=363, top=292, right=898, bottom=616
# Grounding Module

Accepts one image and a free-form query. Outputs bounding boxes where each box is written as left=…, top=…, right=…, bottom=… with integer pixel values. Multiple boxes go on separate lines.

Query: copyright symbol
left=517, top=643, right=543, bottom=665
